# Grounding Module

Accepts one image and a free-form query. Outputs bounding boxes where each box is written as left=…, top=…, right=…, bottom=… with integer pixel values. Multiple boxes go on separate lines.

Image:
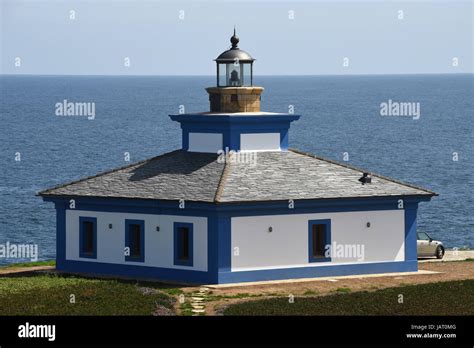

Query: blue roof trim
left=169, top=113, right=301, bottom=124
left=41, top=194, right=431, bottom=210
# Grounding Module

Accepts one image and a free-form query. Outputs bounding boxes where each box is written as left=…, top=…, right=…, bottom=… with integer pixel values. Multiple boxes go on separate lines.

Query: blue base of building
left=218, top=260, right=418, bottom=284
left=57, top=259, right=417, bottom=285
left=57, top=260, right=214, bottom=284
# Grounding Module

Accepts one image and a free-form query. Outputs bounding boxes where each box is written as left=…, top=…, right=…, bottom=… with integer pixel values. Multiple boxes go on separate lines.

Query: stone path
left=190, top=287, right=210, bottom=315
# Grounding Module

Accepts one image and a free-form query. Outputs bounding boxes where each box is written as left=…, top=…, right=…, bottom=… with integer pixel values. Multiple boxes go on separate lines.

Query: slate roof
left=38, top=149, right=436, bottom=203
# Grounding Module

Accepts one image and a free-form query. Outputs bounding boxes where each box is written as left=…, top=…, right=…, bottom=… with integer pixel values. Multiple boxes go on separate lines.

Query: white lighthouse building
left=39, top=31, right=436, bottom=284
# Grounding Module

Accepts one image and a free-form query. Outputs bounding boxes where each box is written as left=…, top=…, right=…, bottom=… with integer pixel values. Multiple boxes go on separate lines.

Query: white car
left=417, top=232, right=445, bottom=259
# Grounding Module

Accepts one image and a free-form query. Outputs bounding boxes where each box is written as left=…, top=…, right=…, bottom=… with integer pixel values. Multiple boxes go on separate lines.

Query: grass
left=180, top=301, right=195, bottom=316
left=333, top=287, right=351, bottom=293
left=207, top=292, right=266, bottom=301
left=160, top=288, right=184, bottom=296
left=1, top=260, right=56, bottom=268
left=0, top=274, right=175, bottom=315
left=223, top=280, right=474, bottom=316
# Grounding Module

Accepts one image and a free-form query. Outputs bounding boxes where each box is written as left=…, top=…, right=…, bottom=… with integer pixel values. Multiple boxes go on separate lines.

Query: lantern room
left=215, top=28, right=254, bottom=87
left=207, top=29, right=263, bottom=113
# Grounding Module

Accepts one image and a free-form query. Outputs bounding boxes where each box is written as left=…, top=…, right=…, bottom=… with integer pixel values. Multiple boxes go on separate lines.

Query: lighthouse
left=39, top=31, right=436, bottom=284
left=170, top=29, right=299, bottom=154
left=208, top=28, right=260, bottom=113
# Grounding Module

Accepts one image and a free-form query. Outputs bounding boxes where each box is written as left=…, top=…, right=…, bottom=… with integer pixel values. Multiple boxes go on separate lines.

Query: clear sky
left=0, top=0, right=472, bottom=75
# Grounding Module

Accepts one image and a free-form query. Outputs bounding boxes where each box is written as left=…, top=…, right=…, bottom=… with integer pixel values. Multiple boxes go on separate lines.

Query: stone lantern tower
left=206, top=29, right=263, bottom=113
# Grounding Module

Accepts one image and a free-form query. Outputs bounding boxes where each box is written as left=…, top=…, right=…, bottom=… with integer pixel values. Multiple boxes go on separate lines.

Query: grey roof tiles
left=38, top=149, right=436, bottom=203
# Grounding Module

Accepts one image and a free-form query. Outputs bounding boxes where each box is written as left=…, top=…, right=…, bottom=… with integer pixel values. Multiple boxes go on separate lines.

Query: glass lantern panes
left=218, top=62, right=252, bottom=87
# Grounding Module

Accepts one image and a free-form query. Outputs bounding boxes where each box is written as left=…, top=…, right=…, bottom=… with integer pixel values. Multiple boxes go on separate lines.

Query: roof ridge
left=289, top=148, right=437, bottom=196
left=37, top=149, right=182, bottom=196
left=214, top=152, right=232, bottom=202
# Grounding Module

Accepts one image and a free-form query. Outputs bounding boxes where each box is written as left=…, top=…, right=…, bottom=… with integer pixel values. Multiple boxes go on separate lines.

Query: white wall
left=188, top=132, right=222, bottom=153
left=240, top=133, right=280, bottom=151
left=65, top=210, right=208, bottom=271
left=231, top=210, right=405, bottom=271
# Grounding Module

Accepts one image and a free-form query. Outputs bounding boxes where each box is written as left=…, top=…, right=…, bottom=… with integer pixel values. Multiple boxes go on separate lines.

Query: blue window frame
left=79, top=217, right=97, bottom=259
left=308, top=219, right=331, bottom=262
left=125, top=219, right=145, bottom=262
left=174, top=222, right=193, bottom=267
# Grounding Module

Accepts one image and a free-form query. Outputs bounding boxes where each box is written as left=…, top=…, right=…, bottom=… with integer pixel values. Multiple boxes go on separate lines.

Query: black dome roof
left=215, top=29, right=254, bottom=63
left=215, top=49, right=254, bottom=63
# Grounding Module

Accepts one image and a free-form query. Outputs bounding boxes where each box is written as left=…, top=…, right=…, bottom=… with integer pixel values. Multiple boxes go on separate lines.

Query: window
left=79, top=217, right=97, bottom=258
left=417, top=232, right=430, bottom=241
left=174, top=222, right=193, bottom=266
left=308, top=219, right=331, bottom=262
left=125, top=220, right=145, bottom=262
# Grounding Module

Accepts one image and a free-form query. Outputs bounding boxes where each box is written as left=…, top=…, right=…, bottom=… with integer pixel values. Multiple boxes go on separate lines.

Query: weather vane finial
left=230, top=26, right=239, bottom=49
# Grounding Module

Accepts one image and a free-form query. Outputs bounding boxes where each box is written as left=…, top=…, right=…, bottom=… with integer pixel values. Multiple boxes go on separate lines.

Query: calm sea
left=0, top=74, right=472, bottom=263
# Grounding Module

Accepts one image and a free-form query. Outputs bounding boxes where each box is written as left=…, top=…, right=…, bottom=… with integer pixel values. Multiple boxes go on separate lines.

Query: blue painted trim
left=207, top=215, right=219, bottom=283
left=218, top=260, right=418, bottom=284
left=217, top=216, right=232, bottom=273
left=59, top=260, right=212, bottom=284
left=172, top=113, right=299, bottom=152
left=182, top=129, right=190, bottom=151
left=182, top=127, right=291, bottom=152
left=79, top=216, right=97, bottom=259
left=170, top=113, right=301, bottom=125
left=42, top=195, right=431, bottom=216
left=125, top=219, right=145, bottom=263
left=280, top=128, right=289, bottom=150
left=54, top=202, right=66, bottom=270
left=405, top=205, right=419, bottom=264
left=56, top=259, right=416, bottom=285
left=308, top=219, right=331, bottom=263
left=173, top=222, right=194, bottom=267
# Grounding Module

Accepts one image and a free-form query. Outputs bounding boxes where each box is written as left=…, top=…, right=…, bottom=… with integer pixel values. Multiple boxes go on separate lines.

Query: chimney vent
left=359, top=173, right=372, bottom=185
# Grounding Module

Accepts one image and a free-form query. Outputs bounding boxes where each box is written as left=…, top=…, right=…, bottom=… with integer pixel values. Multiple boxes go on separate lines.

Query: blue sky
left=1, top=0, right=472, bottom=75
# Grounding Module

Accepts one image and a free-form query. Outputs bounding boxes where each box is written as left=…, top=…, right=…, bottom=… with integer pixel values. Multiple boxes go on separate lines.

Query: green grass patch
left=207, top=292, right=266, bottom=301
left=0, top=274, right=174, bottom=315
left=180, top=301, right=195, bottom=316
left=333, top=287, right=351, bottom=293
left=1, top=260, right=55, bottom=269
left=303, top=290, right=318, bottom=296
left=223, top=280, right=474, bottom=316
left=160, top=288, right=184, bottom=296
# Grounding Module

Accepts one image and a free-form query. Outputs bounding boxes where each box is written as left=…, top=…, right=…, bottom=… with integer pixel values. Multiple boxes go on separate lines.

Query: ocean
left=0, top=74, right=472, bottom=263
